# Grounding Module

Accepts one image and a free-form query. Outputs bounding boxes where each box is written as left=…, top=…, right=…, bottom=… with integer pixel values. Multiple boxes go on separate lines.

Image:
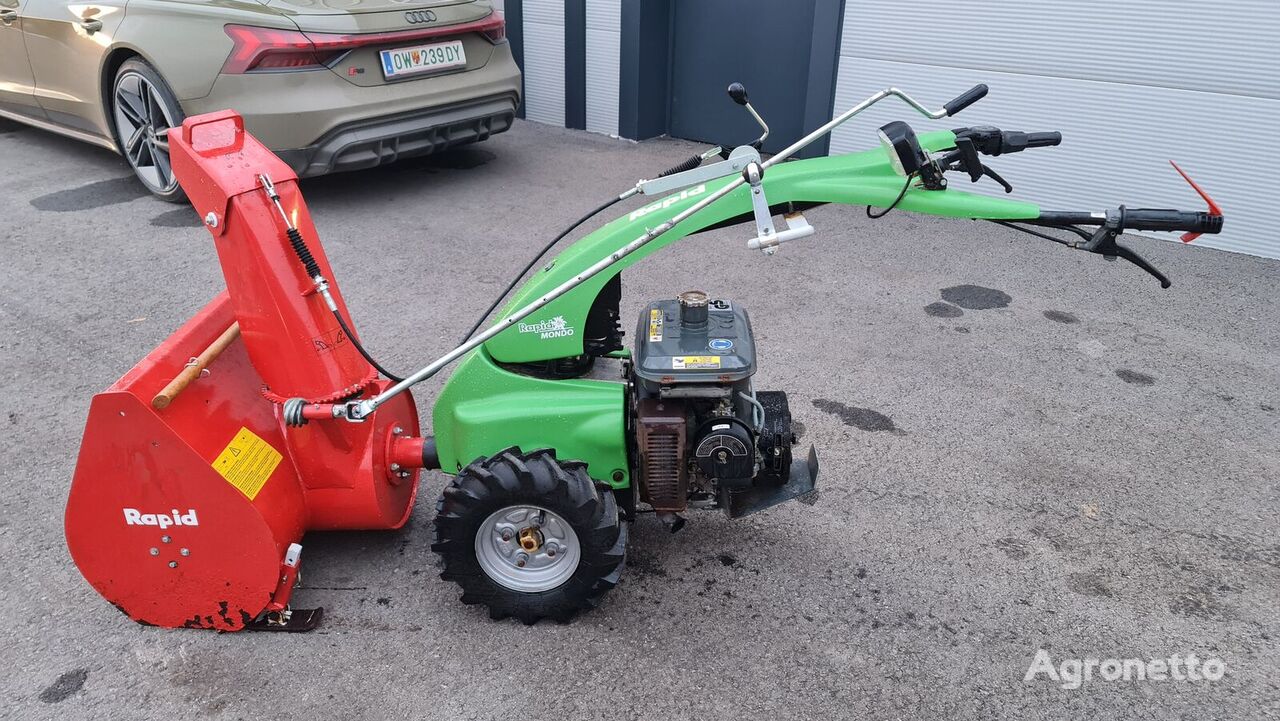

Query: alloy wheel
left=113, top=71, right=179, bottom=195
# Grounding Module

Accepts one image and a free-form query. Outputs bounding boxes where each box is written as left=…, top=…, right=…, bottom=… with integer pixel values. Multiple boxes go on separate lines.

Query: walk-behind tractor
left=65, top=83, right=1222, bottom=629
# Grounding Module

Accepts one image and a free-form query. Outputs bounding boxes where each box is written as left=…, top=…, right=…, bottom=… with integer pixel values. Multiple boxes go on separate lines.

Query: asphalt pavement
left=1, top=116, right=1277, bottom=720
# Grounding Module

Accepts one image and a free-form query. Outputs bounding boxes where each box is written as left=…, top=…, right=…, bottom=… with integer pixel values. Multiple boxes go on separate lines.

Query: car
left=0, top=0, right=521, bottom=201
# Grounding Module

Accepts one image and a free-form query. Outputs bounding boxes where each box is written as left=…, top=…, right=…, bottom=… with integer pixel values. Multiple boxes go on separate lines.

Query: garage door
left=668, top=0, right=820, bottom=155
left=830, top=0, right=1279, bottom=259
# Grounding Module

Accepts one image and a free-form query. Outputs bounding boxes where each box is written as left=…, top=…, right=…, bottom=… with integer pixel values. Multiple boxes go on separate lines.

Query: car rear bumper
left=275, top=92, right=517, bottom=177
left=183, top=42, right=522, bottom=176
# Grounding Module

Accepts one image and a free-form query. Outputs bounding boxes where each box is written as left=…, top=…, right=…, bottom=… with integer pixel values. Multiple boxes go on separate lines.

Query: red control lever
left=1169, top=160, right=1222, bottom=243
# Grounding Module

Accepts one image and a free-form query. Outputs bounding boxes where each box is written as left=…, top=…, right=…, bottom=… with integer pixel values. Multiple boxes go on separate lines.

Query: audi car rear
left=0, top=0, right=520, bottom=200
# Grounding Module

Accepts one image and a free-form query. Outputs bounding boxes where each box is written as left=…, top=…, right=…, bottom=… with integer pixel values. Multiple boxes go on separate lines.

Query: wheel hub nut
left=518, top=527, right=543, bottom=552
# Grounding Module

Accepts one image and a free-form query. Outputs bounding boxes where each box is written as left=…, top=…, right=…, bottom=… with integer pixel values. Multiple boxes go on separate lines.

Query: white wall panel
left=585, top=0, right=621, bottom=136
left=521, top=0, right=565, bottom=127
left=833, top=1, right=1279, bottom=258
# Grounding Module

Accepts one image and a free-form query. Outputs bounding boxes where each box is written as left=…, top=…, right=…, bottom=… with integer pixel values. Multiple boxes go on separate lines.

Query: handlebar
left=944, top=84, right=989, bottom=116
left=1022, top=206, right=1223, bottom=289
left=954, top=126, right=1062, bottom=156
left=1118, top=208, right=1224, bottom=234
left=1036, top=208, right=1222, bottom=235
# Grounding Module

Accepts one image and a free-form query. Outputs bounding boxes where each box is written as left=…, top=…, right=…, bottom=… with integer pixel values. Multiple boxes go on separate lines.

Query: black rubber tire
left=111, top=58, right=187, bottom=203
left=432, top=447, right=627, bottom=624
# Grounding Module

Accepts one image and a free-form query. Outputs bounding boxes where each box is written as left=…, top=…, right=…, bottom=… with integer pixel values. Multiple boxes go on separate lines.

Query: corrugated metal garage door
left=584, top=0, right=621, bottom=137
left=521, top=0, right=565, bottom=127
left=830, top=0, right=1280, bottom=259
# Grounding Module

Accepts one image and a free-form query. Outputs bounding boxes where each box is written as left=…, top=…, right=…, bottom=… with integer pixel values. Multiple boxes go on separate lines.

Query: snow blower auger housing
left=66, top=81, right=1222, bottom=628
left=64, top=112, right=427, bottom=631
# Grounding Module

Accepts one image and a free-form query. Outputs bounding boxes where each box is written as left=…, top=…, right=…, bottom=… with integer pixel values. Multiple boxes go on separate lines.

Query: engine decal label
left=648, top=309, right=663, bottom=341
left=673, top=355, right=721, bottom=370
left=211, top=427, right=282, bottom=501
left=708, top=338, right=734, bottom=352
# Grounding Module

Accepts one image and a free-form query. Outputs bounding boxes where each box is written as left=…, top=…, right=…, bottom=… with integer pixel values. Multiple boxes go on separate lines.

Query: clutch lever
left=940, top=138, right=1013, bottom=193
left=1078, top=209, right=1171, bottom=288
left=981, top=164, right=1013, bottom=193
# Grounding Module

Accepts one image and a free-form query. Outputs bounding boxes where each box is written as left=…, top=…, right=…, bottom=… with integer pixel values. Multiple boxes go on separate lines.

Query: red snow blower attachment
left=64, top=111, right=432, bottom=631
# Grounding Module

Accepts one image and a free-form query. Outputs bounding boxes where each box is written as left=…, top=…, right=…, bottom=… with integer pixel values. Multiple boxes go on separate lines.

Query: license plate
left=379, top=40, right=467, bottom=79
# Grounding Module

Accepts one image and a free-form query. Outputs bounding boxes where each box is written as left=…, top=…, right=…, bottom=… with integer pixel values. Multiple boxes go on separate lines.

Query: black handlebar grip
left=727, top=82, right=749, bottom=106
left=1121, top=208, right=1224, bottom=234
left=1024, top=131, right=1062, bottom=148
left=943, top=84, right=988, bottom=116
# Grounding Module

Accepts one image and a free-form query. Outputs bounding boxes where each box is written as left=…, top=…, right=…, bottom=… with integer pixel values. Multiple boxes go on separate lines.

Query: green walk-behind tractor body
left=432, top=131, right=1038, bottom=490
left=66, top=82, right=1223, bottom=629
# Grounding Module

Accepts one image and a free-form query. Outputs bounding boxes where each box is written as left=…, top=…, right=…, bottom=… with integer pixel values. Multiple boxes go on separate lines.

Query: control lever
left=939, top=138, right=1014, bottom=193
left=742, top=162, right=815, bottom=254
left=1077, top=207, right=1171, bottom=288
left=981, top=165, right=1014, bottom=193
left=727, top=82, right=770, bottom=150
left=631, top=82, right=772, bottom=196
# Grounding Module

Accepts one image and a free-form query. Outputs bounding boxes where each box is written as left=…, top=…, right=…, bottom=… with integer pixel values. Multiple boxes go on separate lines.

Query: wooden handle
left=152, top=322, right=240, bottom=410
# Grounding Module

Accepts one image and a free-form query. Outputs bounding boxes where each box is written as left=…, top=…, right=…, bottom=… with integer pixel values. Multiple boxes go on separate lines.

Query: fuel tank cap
left=678, top=290, right=709, bottom=328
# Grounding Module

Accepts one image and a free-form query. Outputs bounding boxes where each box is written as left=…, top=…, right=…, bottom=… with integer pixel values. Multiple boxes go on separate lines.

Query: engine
left=630, top=291, right=803, bottom=530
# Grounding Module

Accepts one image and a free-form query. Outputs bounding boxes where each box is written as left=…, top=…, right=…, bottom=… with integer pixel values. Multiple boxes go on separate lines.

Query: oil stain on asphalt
left=940, top=284, right=1012, bottom=310
left=812, top=399, right=904, bottom=434
left=924, top=285, right=1011, bottom=318
left=924, top=301, right=963, bottom=318
left=39, top=668, right=88, bottom=704
left=1115, top=368, right=1156, bottom=386
left=31, top=176, right=148, bottom=212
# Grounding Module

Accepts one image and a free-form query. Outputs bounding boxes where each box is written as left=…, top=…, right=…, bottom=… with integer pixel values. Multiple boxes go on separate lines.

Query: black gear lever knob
left=727, top=82, right=749, bottom=106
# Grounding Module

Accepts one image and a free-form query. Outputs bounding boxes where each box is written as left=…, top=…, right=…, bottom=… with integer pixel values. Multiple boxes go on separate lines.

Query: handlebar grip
left=1024, top=131, right=1062, bottom=148
left=943, top=84, right=988, bottom=116
left=1121, top=208, right=1224, bottom=234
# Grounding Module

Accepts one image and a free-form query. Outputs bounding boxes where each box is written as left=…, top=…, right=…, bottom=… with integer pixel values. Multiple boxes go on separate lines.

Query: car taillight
left=222, top=25, right=344, bottom=74
left=481, top=12, right=507, bottom=44
left=223, top=13, right=508, bottom=74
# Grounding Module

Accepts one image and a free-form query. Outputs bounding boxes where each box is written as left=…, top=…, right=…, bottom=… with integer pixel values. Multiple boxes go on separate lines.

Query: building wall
left=505, top=0, right=1276, bottom=258
left=830, top=0, right=1278, bottom=259
left=519, top=0, right=565, bottom=127
left=584, top=0, right=621, bottom=136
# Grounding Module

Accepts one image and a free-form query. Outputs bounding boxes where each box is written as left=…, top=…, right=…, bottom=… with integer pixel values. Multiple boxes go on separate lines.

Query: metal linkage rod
left=348, top=88, right=958, bottom=420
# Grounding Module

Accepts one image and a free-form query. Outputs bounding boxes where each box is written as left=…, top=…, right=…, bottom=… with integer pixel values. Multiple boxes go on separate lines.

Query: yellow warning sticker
left=648, top=308, right=663, bottom=342
left=211, top=427, right=282, bottom=501
left=673, top=355, right=721, bottom=370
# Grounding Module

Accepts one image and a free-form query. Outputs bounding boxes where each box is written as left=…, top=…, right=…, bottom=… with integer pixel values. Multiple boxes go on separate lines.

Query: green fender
left=432, top=130, right=1041, bottom=486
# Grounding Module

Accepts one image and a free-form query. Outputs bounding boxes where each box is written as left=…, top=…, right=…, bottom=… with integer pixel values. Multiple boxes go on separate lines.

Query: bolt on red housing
left=64, top=111, right=422, bottom=630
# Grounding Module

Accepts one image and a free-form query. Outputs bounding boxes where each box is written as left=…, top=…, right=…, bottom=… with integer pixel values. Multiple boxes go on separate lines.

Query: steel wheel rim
left=113, top=72, right=178, bottom=194
left=475, top=505, right=580, bottom=592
